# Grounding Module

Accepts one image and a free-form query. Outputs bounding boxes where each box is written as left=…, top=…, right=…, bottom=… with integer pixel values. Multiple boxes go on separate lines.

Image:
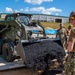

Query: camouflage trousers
left=64, top=52, right=75, bottom=75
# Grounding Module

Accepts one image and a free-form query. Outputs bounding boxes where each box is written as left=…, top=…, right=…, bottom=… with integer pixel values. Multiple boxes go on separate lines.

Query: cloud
left=24, top=7, right=62, bottom=15
left=5, top=7, right=19, bottom=13
left=24, top=0, right=53, bottom=5
left=19, top=7, right=62, bottom=15
left=20, top=7, right=29, bottom=12
left=24, top=7, right=29, bottom=12
left=30, top=7, right=45, bottom=12
left=4, top=6, right=62, bottom=15
left=46, top=7, right=62, bottom=12
left=5, top=7, right=13, bottom=12
left=20, top=7, right=62, bottom=15
left=20, top=9, right=24, bottom=11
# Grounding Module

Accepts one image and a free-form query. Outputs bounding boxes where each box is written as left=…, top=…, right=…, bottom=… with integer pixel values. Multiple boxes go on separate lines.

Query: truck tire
left=2, top=43, right=15, bottom=62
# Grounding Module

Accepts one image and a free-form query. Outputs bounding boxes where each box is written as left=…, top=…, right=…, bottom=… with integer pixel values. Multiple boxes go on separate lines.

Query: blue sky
left=0, top=0, right=75, bottom=17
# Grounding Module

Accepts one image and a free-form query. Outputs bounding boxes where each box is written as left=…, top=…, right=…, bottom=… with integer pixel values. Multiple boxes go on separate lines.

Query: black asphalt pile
left=24, top=40, right=66, bottom=70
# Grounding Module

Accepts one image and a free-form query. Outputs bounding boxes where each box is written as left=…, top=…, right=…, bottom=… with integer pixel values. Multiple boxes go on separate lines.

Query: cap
left=68, top=25, right=72, bottom=29
left=70, top=11, right=75, bottom=16
left=69, top=11, right=75, bottom=20
left=60, top=23, right=63, bottom=26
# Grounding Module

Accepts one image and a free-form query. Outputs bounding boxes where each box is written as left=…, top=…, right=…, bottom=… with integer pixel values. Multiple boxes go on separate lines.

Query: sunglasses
left=69, top=16, right=75, bottom=21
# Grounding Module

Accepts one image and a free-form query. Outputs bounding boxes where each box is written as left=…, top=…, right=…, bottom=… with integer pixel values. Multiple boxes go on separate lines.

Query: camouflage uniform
left=65, top=52, right=75, bottom=75
left=65, top=28, right=75, bottom=75
left=56, top=27, right=67, bottom=47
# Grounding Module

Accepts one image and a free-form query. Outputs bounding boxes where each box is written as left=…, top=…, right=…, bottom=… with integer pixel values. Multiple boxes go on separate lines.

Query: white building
left=31, top=14, right=69, bottom=23
left=0, top=13, right=7, bottom=19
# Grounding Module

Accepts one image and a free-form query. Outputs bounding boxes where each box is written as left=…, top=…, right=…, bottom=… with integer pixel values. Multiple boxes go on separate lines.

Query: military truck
left=0, top=13, right=65, bottom=74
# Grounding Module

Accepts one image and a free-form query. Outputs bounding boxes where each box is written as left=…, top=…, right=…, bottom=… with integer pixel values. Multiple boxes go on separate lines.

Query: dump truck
left=0, top=13, right=66, bottom=74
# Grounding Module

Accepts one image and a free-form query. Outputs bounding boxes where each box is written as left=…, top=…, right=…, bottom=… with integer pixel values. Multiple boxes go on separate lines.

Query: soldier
left=65, top=25, right=72, bottom=48
left=56, top=23, right=67, bottom=48
left=65, top=11, right=75, bottom=75
left=67, top=25, right=72, bottom=36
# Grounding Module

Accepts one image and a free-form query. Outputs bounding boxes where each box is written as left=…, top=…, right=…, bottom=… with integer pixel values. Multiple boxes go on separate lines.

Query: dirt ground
left=0, top=68, right=39, bottom=75
left=0, top=67, right=66, bottom=75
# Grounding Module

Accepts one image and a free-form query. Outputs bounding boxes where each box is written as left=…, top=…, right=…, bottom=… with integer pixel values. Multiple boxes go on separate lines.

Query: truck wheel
left=2, top=43, right=15, bottom=62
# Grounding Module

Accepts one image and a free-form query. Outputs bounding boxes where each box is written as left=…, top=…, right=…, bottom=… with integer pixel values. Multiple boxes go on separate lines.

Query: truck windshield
left=17, top=16, right=29, bottom=26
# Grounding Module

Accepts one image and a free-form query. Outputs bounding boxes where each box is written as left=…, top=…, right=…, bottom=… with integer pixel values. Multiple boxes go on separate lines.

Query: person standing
left=65, top=11, right=75, bottom=75
left=65, top=25, right=72, bottom=48
left=56, top=23, right=67, bottom=48
left=67, top=25, right=72, bottom=37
